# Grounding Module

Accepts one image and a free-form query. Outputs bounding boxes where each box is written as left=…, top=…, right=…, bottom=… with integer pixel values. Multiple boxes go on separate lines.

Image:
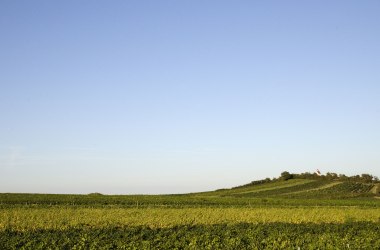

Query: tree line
left=279, top=171, right=379, bottom=183
left=234, top=171, right=379, bottom=189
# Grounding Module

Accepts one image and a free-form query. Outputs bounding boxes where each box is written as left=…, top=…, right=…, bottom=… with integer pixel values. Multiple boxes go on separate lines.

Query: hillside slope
left=199, top=179, right=378, bottom=199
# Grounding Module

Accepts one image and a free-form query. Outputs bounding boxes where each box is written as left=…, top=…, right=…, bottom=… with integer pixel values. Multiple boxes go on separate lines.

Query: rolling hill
left=197, top=172, right=380, bottom=200
left=0, top=172, right=379, bottom=209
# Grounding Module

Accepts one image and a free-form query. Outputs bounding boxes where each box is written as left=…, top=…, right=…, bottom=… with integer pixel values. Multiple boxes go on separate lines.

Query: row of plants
left=1, top=222, right=379, bottom=249
left=1, top=194, right=379, bottom=209
left=284, top=182, right=375, bottom=199
left=2, top=207, right=380, bottom=232
left=232, top=180, right=331, bottom=198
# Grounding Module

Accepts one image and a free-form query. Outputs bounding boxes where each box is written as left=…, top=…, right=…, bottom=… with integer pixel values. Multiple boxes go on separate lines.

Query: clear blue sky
left=1, top=1, right=379, bottom=194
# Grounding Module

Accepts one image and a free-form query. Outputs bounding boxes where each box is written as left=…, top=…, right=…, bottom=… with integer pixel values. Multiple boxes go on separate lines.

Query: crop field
left=1, top=178, right=380, bottom=249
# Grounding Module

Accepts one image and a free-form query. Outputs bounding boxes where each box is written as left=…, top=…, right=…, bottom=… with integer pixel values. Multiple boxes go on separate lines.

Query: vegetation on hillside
left=236, top=171, right=379, bottom=189
left=211, top=171, right=379, bottom=200
left=1, top=171, right=379, bottom=249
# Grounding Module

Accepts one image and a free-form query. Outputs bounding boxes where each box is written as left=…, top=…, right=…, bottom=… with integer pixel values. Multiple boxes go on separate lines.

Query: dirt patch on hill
left=370, top=184, right=380, bottom=195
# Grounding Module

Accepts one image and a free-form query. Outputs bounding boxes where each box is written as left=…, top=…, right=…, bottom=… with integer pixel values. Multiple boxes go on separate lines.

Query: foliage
left=290, top=171, right=379, bottom=183
left=280, top=171, right=293, bottom=181
left=1, top=171, right=380, bottom=249
left=2, top=207, right=380, bottom=231
left=1, top=223, right=380, bottom=249
left=233, top=171, right=379, bottom=190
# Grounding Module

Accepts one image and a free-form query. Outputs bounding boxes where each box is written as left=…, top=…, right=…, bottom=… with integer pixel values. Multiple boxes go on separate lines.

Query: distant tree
left=338, top=174, right=348, bottom=181
left=280, top=171, right=293, bottom=181
left=326, top=172, right=338, bottom=180
left=360, top=174, right=373, bottom=183
left=297, top=172, right=313, bottom=179
left=312, top=172, right=320, bottom=179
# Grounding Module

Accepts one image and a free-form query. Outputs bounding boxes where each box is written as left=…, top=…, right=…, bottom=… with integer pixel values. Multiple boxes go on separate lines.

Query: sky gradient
left=1, top=1, right=380, bottom=194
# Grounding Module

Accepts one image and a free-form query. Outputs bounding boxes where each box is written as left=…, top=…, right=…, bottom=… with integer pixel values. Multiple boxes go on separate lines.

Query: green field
left=1, top=175, right=380, bottom=249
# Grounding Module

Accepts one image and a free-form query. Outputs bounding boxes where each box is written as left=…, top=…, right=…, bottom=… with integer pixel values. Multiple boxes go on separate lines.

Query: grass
left=1, top=177, right=380, bottom=249
left=1, top=207, right=380, bottom=232
left=2, top=223, right=380, bottom=249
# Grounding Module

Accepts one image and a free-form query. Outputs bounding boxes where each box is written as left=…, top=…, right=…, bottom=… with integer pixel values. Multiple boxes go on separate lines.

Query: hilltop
left=199, top=171, right=380, bottom=199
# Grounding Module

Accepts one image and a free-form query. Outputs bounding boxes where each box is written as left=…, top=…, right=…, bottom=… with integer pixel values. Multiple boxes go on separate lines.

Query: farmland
left=1, top=174, right=380, bottom=249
